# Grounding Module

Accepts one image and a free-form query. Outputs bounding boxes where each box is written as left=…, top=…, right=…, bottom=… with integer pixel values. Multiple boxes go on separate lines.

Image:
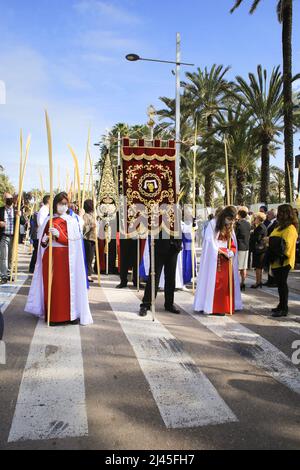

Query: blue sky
left=0, top=0, right=300, bottom=191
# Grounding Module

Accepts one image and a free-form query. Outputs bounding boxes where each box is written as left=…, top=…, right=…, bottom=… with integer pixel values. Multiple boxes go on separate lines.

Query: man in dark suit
left=139, top=236, right=182, bottom=316
left=116, top=238, right=138, bottom=288
left=0, top=193, right=17, bottom=284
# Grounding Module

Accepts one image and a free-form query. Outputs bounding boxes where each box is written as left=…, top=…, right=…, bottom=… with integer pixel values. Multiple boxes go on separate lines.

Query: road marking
left=0, top=274, right=28, bottom=313
left=242, top=292, right=300, bottom=336
left=175, top=291, right=300, bottom=396
left=8, top=320, right=88, bottom=442
left=103, top=287, right=238, bottom=429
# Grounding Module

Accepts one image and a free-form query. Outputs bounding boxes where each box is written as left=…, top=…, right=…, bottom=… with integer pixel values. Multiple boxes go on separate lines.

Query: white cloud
left=0, top=44, right=110, bottom=191
left=78, top=29, right=141, bottom=52
left=74, top=0, right=141, bottom=25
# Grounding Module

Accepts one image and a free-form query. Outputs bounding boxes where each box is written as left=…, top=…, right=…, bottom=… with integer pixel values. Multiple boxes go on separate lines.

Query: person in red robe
left=194, top=206, right=242, bottom=316
left=212, top=234, right=236, bottom=315
left=41, top=193, right=74, bottom=325
left=25, top=192, right=93, bottom=326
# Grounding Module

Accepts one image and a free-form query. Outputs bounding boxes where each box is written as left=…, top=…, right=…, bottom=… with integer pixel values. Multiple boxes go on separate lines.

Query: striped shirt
left=4, top=207, right=14, bottom=235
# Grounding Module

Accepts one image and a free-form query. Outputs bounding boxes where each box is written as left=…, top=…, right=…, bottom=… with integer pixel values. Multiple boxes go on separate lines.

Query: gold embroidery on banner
left=122, top=153, right=176, bottom=162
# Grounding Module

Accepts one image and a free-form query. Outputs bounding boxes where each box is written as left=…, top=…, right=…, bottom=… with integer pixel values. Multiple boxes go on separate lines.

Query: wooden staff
left=82, top=129, right=91, bottom=210
left=57, top=164, right=61, bottom=193
left=45, top=111, right=54, bottom=327
left=88, top=151, right=101, bottom=286
left=137, top=231, right=140, bottom=293
left=68, top=145, right=81, bottom=210
left=10, top=132, right=31, bottom=283
left=66, top=169, right=70, bottom=195
left=150, top=207, right=156, bottom=322
left=105, top=224, right=109, bottom=276
left=224, top=135, right=233, bottom=316
left=39, top=171, right=45, bottom=199
left=10, top=131, right=23, bottom=283
left=192, top=121, right=198, bottom=294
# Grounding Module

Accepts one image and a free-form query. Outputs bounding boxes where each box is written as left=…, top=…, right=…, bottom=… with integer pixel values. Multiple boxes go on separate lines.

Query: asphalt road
left=1, top=252, right=300, bottom=450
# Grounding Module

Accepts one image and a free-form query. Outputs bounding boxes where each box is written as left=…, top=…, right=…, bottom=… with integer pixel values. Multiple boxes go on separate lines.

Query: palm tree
left=211, top=105, right=261, bottom=205
left=235, top=65, right=283, bottom=203
left=181, top=65, right=232, bottom=207
left=270, top=165, right=286, bottom=202
left=230, top=0, right=296, bottom=201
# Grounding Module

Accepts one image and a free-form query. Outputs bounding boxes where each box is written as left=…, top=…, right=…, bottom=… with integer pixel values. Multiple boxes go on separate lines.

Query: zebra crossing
left=1, top=271, right=300, bottom=448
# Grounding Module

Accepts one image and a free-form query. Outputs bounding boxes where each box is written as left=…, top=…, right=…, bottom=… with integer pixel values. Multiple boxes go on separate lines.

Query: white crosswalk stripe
left=8, top=320, right=89, bottom=442
left=175, top=290, right=300, bottom=396
left=0, top=273, right=28, bottom=313
left=103, top=287, right=238, bottom=429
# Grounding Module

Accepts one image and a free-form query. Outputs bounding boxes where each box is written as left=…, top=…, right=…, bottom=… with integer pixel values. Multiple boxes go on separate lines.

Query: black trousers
left=272, top=265, right=291, bottom=311
left=142, top=241, right=179, bottom=309
left=119, top=239, right=138, bottom=285
left=29, top=239, right=39, bottom=273
left=84, top=239, right=95, bottom=277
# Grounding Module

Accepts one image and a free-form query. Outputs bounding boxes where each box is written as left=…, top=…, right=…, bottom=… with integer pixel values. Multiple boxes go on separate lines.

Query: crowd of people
left=0, top=190, right=299, bottom=325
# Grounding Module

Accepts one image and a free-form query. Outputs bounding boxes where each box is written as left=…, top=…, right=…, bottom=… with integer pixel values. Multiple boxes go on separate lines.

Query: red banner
left=121, top=138, right=178, bottom=237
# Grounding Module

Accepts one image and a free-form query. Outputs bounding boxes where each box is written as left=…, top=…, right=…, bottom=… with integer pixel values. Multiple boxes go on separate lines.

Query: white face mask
left=57, top=204, right=68, bottom=215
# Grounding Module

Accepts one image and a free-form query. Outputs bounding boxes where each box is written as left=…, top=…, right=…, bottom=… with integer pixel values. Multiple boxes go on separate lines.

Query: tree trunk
left=282, top=0, right=294, bottom=202
left=236, top=169, right=246, bottom=205
left=204, top=171, right=215, bottom=208
left=260, top=141, right=270, bottom=204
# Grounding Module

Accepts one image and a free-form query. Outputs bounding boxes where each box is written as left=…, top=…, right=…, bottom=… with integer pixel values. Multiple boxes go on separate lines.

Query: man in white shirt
left=37, top=195, right=50, bottom=241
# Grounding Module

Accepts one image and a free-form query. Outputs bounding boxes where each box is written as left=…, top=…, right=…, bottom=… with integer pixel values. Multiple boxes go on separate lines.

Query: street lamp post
left=126, top=33, right=194, bottom=193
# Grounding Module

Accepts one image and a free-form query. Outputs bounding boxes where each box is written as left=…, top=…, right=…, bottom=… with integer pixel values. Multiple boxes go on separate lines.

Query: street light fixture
left=125, top=34, right=194, bottom=192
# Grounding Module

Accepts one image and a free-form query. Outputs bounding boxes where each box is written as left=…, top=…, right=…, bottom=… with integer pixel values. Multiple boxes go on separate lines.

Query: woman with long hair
left=25, top=192, right=93, bottom=326
left=194, top=206, right=242, bottom=316
left=269, top=204, right=298, bottom=317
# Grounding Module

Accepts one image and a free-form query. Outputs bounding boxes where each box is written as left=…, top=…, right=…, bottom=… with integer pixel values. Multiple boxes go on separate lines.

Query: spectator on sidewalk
left=29, top=209, right=39, bottom=273
left=0, top=193, right=17, bottom=284
left=83, top=199, right=96, bottom=283
left=263, top=209, right=279, bottom=287
left=268, top=204, right=298, bottom=317
left=235, top=208, right=251, bottom=291
left=249, top=212, right=268, bottom=289
left=37, top=195, right=50, bottom=241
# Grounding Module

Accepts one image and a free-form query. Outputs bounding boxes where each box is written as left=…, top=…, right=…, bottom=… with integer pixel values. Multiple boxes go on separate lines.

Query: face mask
left=57, top=204, right=68, bottom=215
left=6, top=199, right=13, bottom=207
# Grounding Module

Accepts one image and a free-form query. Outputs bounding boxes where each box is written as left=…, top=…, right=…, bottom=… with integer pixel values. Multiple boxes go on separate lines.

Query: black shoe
left=70, top=319, right=80, bottom=325
left=116, top=283, right=128, bottom=289
left=272, top=310, right=288, bottom=318
left=271, top=306, right=281, bottom=313
left=139, top=306, right=148, bottom=317
left=165, top=305, right=180, bottom=314
left=251, top=283, right=263, bottom=289
left=0, top=277, right=8, bottom=285
left=240, top=283, right=246, bottom=292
